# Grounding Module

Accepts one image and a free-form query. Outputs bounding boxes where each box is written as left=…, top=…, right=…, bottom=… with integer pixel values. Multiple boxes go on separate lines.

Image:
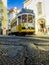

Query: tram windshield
left=18, top=14, right=34, bottom=23
left=22, top=15, right=27, bottom=23
left=28, top=14, right=33, bottom=23
left=22, top=14, right=33, bottom=23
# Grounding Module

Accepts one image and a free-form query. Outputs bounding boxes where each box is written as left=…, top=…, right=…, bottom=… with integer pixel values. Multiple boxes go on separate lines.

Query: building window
left=37, top=2, right=42, bottom=15
left=0, top=21, right=2, bottom=27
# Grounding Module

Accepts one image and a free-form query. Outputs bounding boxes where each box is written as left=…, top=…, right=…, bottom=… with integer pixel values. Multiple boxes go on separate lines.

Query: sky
left=8, top=0, right=25, bottom=9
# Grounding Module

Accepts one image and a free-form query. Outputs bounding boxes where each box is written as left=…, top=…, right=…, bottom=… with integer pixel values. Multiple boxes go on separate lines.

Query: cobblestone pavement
left=0, top=36, right=49, bottom=65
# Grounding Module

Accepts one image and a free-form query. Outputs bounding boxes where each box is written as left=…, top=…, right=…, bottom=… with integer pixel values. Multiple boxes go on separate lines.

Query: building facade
left=24, top=0, right=49, bottom=34
left=0, top=0, right=7, bottom=35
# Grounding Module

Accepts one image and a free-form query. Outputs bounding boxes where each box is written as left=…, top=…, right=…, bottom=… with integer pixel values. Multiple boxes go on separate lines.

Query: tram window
left=18, top=16, right=21, bottom=24
left=11, top=21, right=17, bottom=28
left=13, top=22, right=16, bottom=26
left=22, top=15, right=27, bottom=23
left=28, top=15, right=32, bottom=23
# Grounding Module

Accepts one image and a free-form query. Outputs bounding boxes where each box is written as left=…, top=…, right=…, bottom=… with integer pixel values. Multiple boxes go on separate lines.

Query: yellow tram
left=10, top=9, right=35, bottom=35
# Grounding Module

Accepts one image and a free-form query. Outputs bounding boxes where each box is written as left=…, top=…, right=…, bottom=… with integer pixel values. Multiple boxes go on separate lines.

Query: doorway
left=38, top=18, right=45, bottom=32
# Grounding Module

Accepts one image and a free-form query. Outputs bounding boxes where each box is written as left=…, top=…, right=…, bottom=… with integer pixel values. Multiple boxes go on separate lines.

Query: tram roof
left=17, top=8, right=34, bottom=15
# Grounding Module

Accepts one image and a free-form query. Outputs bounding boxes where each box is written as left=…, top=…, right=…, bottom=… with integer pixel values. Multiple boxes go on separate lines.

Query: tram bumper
left=20, top=29, right=35, bottom=33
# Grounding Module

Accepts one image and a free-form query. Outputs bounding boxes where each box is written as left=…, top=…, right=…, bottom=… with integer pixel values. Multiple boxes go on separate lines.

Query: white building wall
left=24, top=0, right=49, bottom=34
left=44, top=0, right=49, bottom=25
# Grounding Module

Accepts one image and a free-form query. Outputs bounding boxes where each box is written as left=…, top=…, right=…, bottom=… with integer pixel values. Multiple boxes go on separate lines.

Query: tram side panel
left=10, top=19, right=19, bottom=35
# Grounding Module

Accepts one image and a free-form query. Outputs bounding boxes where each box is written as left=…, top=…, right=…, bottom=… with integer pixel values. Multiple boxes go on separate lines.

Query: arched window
left=37, top=2, right=42, bottom=15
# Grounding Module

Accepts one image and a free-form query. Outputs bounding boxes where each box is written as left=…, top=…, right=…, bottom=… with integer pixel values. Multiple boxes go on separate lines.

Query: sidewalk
left=35, top=32, right=49, bottom=37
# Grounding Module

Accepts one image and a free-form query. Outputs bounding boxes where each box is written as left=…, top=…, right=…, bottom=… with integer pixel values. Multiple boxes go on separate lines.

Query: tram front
left=17, top=9, right=35, bottom=34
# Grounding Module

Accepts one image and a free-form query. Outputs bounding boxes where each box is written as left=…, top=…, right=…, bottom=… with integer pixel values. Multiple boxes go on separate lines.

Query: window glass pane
left=28, top=15, right=32, bottom=23
left=37, top=2, right=42, bottom=15
left=18, top=16, right=21, bottom=24
left=22, top=15, right=27, bottom=23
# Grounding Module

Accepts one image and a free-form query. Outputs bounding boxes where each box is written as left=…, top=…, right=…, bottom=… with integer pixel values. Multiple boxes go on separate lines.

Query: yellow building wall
left=0, top=2, right=7, bottom=35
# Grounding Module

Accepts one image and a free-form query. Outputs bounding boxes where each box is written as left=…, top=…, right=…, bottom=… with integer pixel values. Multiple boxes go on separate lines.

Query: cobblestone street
left=0, top=36, right=49, bottom=65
